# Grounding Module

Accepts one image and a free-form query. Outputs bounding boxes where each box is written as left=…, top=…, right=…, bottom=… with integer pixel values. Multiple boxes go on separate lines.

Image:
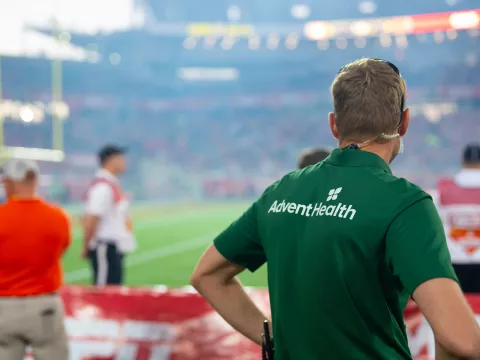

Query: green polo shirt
left=214, top=148, right=457, bottom=360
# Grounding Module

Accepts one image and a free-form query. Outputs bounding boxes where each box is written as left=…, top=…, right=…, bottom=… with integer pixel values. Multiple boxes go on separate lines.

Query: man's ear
left=399, top=108, right=410, bottom=137
left=328, top=112, right=339, bottom=140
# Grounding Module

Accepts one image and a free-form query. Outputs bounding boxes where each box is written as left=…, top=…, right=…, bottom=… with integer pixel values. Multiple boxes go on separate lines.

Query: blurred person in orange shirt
left=0, top=159, right=70, bottom=360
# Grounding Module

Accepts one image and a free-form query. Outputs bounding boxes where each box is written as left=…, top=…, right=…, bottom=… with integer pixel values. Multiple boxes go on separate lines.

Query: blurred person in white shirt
left=435, top=143, right=480, bottom=292
left=82, top=145, right=136, bottom=286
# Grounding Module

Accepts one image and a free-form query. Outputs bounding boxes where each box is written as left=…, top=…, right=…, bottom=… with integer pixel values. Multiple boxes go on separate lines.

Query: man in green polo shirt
left=190, top=59, right=480, bottom=359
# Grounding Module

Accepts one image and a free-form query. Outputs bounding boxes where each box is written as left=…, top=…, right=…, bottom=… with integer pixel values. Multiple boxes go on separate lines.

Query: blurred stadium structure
left=1, top=1, right=479, bottom=358
left=0, top=0, right=478, bottom=204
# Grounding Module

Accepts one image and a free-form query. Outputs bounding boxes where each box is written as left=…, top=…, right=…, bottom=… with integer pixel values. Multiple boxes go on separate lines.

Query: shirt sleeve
left=386, top=198, right=458, bottom=295
left=84, top=183, right=113, bottom=216
left=213, top=201, right=266, bottom=272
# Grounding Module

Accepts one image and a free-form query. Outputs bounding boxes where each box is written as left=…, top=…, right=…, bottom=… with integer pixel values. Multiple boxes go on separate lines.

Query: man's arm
left=190, top=245, right=269, bottom=345
left=435, top=341, right=474, bottom=360
left=386, top=198, right=480, bottom=359
left=82, top=184, right=112, bottom=256
left=414, top=279, right=480, bottom=359
left=190, top=201, right=269, bottom=345
left=82, top=215, right=100, bottom=255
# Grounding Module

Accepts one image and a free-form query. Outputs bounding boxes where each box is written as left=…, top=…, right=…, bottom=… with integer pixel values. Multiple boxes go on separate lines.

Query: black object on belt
left=261, top=320, right=275, bottom=360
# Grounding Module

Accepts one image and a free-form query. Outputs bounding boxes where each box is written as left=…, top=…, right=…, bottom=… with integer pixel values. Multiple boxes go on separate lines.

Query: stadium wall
left=22, top=285, right=475, bottom=360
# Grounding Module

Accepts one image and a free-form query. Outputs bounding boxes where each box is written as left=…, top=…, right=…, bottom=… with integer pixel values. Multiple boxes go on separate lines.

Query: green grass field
left=63, top=202, right=268, bottom=287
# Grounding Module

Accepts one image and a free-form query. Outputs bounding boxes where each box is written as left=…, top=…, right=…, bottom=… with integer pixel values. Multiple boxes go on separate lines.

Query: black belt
left=1, top=292, right=57, bottom=299
left=94, top=239, right=117, bottom=245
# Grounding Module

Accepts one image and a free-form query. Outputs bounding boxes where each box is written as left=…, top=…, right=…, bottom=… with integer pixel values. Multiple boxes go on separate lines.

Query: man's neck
left=11, top=191, right=36, bottom=199
left=340, top=141, right=394, bottom=165
left=101, top=167, right=118, bottom=177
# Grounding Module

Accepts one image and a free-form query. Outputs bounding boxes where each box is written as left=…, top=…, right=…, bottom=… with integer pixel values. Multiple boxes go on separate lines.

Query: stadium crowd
left=6, top=101, right=479, bottom=193
left=0, top=21, right=478, bottom=202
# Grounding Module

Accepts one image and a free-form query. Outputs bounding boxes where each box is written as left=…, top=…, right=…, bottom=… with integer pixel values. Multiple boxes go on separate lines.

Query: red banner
left=58, top=286, right=269, bottom=360
left=304, top=9, right=480, bottom=39
left=24, top=286, right=480, bottom=359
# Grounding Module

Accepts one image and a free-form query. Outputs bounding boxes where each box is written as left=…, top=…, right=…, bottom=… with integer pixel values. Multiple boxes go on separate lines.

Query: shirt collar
left=454, top=168, right=480, bottom=188
left=8, top=196, right=41, bottom=203
left=95, top=169, right=119, bottom=183
left=324, top=148, right=392, bottom=175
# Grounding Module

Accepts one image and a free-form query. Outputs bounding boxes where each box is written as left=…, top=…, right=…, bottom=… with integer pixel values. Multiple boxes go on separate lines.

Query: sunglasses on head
left=338, top=59, right=404, bottom=128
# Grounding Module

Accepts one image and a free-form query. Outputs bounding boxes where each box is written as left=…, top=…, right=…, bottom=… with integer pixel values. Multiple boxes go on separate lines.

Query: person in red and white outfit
left=435, top=143, right=480, bottom=293
left=82, top=145, right=136, bottom=286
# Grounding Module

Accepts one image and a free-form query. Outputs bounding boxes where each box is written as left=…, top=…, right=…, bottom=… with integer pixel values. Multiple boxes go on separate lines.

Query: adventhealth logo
left=327, top=187, right=342, bottom=201
left=268, top=187, right=357, bottom=220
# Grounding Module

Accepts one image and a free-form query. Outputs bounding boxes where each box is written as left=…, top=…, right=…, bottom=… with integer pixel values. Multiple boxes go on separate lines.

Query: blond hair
left=331, top=58, right=406, bottom=143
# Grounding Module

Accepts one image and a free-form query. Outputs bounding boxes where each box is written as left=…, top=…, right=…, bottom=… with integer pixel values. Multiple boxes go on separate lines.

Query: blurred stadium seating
left=0, top=4, right=478, bottom=202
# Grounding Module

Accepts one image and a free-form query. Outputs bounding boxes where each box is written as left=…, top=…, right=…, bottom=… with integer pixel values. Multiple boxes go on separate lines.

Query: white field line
left=64, top=233, right=215, bottom=283
left=71, top=208, right=232, bottom=237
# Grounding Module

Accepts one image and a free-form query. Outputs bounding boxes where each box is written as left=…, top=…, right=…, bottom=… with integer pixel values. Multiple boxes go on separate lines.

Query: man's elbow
left=190, top=271, right=221, bottom=293
left=440, top=335, right=480, bottom=359
left=189, top=273, right=210, bottom=293
left=457, top=340, right=480, bottom=359
left=189, top=273, right=201, bottom=289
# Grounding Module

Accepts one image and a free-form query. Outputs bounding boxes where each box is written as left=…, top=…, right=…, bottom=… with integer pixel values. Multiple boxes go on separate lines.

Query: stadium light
left=379, top=34, right=392, bottom=47
left=291, top=4, right=311, bottom=20
left=49, top=101, right=70, bottom=121
left=446, top=29, right=457, bottom=40
left=248, top=36, right=260, bottom=50
left=267, top=34, right=279, bottom=50
left=395, top=35, right=408, bottom=49
left=449, top=11, right=480, bottom=30
left=317, top=40, right=329, bottom=50
left=354, top=37, right=367, bottom=48
left=350, top=21, right=374, bottom=37
left=336, top=38, right=348, bottom=49
left=416, top=33, right=428, bottom=43
left=468, top=28, right=479, bottom=37
left=183, top=37, right=197, bottom=49
left=0, top=100, right=69, bottom=124
left=304, top=22, right=330, bottom=41
left=177, top=67, right=239, bottom=81
left=204, top=36, right=217, bottom=49
left=424, top=106, right=443, bottom=123
left=58, top=32, right=71, bottom=43
left=433, top=32, right=445, bottom=44
left=109, top=53, right=121, bottom=65
left=358, top=0, right=377, bottom=15
left=227, top=5, right=242, bottom=22
left=285, top=34, right=299, bottom=50
left=221, top=37, right=235, bottom=50
left=19, top=107, right=34, bottom=123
